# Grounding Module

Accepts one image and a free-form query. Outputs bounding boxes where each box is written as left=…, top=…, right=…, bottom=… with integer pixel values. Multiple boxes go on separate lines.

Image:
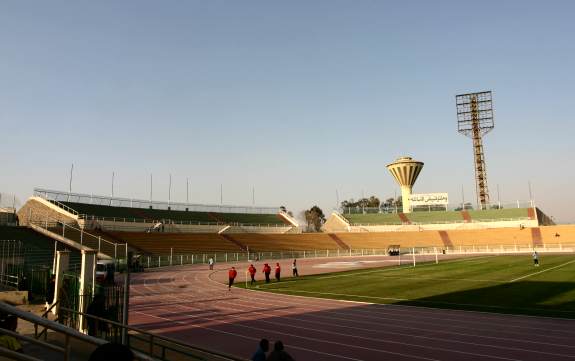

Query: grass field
left=240, top=255, right=575, bottom=318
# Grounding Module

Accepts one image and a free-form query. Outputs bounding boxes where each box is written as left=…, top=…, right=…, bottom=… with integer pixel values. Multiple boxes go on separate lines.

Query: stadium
left=1, top=152, right=574, bottom=360
left=2, top=2, right=575, bottom=361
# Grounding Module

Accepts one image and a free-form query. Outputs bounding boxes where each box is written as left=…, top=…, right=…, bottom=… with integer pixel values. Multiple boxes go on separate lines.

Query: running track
left=129, top=256, right=575, bottom=361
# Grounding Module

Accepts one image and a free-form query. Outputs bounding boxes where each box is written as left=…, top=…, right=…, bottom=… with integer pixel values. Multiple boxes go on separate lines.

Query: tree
left=304, top=205, right=325, bottom=232
left=340, top=196, right=381, bottom=210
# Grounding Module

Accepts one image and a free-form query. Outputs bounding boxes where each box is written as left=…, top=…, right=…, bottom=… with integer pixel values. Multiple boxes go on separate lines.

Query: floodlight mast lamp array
left=456, top=91, right=494, bottom=210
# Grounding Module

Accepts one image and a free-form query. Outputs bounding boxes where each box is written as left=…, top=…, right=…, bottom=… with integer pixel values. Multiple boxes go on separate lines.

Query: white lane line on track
left=158, top=273, right=575, bottom=359
left=140, top=268, right=575, bottom=360
left=204, top=266, right=575, bottom=336
left=129, top=258, right=575, bottom=358
left=136, top=271, right=437, bottom=361
left=131, top=310, right=367, bottom=361
left=204, top=264, right=573, bottom=343
left=138, top=273, right=575, bottom=355
left=134, top=264, right=575, bottom=338
left=140, top=275, right=522, bottom=361
left=509, top=259, right=575, bottom=283
left=235, top=289, right=575, bottom=341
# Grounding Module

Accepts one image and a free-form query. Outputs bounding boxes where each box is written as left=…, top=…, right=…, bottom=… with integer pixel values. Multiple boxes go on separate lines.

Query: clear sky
left=1, top=1, right=574, bottom=223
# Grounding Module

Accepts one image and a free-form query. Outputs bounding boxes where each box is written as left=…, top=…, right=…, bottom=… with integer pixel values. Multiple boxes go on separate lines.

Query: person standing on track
left=275, top=262, right=281, bottom=282
left=208, top=257, right=214, bottom=270
left=248, top=264, right=257, bottom=285
left=533, top=251, right=539, bottom=267
left=263, top=263, right=271, bottom=283
left=292, top=259, right=298, bottom=277
left=228, top=266, right=237, bottom=290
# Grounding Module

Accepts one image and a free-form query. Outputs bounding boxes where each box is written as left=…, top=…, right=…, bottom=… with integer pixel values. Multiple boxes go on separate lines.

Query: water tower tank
left=386, top=156, right=424, bottom=213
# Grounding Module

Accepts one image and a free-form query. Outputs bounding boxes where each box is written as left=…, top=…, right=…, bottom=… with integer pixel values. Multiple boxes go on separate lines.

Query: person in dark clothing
left=251, top=338, right=269, bottom=361
left=89, top=343, right=134, bottom=361
left=45, top=274, right=56, bottom=310
left=86, top=294, right=107, bottom=337
left=267, top=341, right=295, bottom=361
left=292, top=259, right=298, bottom=277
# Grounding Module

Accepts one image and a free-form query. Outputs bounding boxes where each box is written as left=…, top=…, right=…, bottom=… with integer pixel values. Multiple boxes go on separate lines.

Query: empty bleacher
left=342, top=208, right=531, bottom=225
left=335, top=224, right=575, bottom=250
left=343, top=212, right=403, bottom=225
left=467, top=208, right=529, bottom=221
left=228, top=233, right=345, bottom=251
left=109, top=232, right=243, bottom=254
left=59, top=201, right=285, bottom=226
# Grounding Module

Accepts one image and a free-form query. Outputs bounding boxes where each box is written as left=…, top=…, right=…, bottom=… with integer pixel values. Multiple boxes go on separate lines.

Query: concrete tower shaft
left=386, top=156, right=424, bottom=213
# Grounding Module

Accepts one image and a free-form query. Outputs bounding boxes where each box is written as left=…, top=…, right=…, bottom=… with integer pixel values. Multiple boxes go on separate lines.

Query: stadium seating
left=335, top=225, right=575, bottom=250
left=105, top=232, right=346, bottom=254
left=343, top=212, right=403, bottom=225
left=466, top=208, right=528, bottom=221
left=60, top=201, right=285, bottom=225
left=108, top=232, right=243, bottom=254
left=407, top=211, right=465, bottom=224
left=343, top=208, right=530, bottom=225
left=228, top=233, right=344, bottom=251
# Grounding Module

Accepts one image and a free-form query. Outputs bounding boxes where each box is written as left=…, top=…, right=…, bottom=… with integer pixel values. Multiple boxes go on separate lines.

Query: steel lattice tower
left=456, top=91, right=494, bottom=210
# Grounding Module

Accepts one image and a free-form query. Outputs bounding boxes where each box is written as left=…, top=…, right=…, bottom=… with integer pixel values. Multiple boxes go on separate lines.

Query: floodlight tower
left=456, top=91, right=495, bottom=210
left=387, top=156, right=424, bottom=213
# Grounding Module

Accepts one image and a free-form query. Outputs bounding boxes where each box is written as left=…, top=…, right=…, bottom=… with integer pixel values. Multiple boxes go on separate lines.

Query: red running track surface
left=129, top=256, right=575, bottom=361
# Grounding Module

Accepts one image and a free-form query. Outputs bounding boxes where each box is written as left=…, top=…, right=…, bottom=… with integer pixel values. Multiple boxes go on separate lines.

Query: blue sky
left=1, top=1, right=574, bottom=222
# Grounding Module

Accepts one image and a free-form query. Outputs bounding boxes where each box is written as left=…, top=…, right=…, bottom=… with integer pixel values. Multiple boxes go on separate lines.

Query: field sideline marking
left=230, top=274, right=575, bottom=321
left=509, top=259, right=575, bottom=283
left=365, top=275, right=503, bottom=283
left=266, top=288, right=575, bottom=314
left=316, top=255, right=496, bottom=280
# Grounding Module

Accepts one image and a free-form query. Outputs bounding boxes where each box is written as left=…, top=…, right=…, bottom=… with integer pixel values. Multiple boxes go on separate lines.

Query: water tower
left=387, top=156, right=424, bottom=213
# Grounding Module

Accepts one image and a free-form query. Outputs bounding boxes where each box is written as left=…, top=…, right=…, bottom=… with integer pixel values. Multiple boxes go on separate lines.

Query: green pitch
left=240, top=255, right=575, bottom=318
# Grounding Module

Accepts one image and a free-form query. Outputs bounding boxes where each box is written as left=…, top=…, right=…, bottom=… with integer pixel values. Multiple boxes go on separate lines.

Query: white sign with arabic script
left=409, top=193, right=449, bottom=206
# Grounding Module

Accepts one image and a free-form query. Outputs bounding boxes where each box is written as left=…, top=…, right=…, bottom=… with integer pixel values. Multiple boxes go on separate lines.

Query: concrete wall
left=322, top=212, right=351, bottom=233
left=17, top=197, right=78, bottom=226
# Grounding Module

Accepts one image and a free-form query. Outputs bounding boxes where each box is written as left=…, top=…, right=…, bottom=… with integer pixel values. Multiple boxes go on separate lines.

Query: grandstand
left=325, top=204, right=552, bottom=232
left=19, top=188, right=299, bottom=234
left=11, top=188, right=562, bottom=260
left=108, top=232, right=243, bottom=254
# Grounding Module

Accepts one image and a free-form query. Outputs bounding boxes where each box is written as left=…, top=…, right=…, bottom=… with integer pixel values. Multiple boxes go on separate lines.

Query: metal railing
left=57, top=306, right=243, bottom=361
left=132, top=243, right=575, bottom=270
left=36, top=189, right=289, bottom=228
left=28, top=212, right=128, bottom=260
left=0, top=239, right=24, bottom=289
left=45, top=199, right=79, bottom=217
left=349, top=217, right=532, bottom=227
left=342, top=200, right=535, bottom=214
left=80, top=215, right=290, bottom=228
left=0, top=301, right=156, bottom=361
left=35, top=187, right=279, bottom=214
